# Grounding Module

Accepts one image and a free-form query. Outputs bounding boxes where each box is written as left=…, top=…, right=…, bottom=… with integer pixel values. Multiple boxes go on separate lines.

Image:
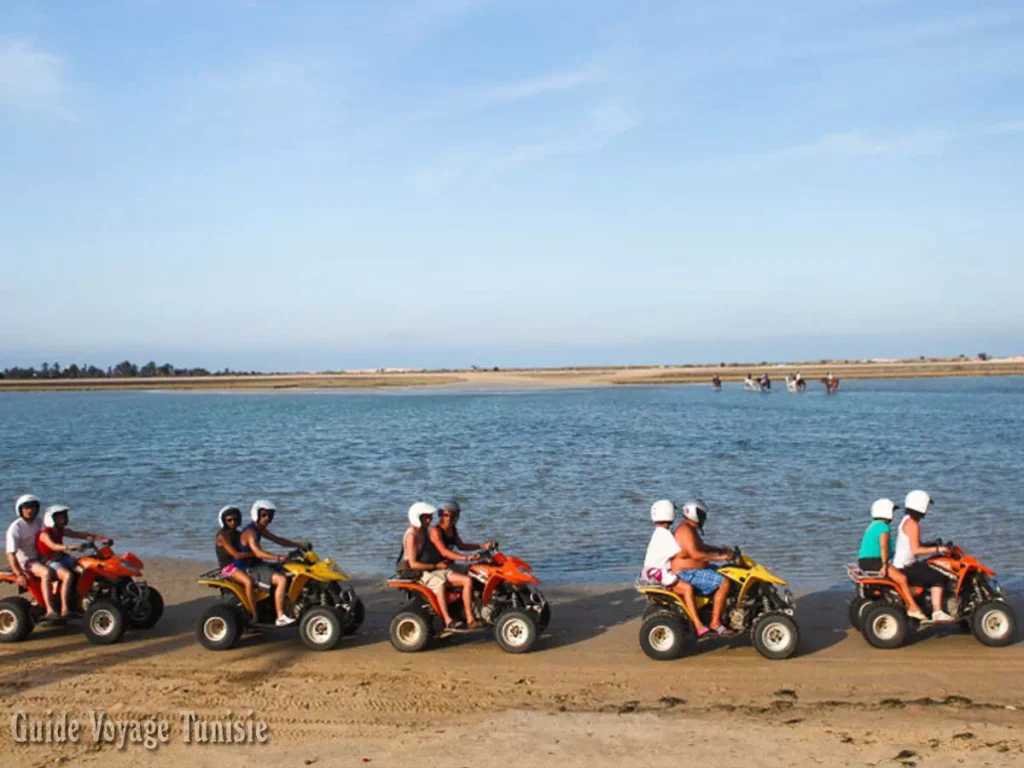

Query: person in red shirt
left=37, top=504, right=109, bottom=618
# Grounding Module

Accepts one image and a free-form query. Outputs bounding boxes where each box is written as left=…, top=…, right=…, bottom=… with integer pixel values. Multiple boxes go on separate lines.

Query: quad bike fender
left=198, top=576, right=266, bottom=615
left=637, top=586, right=707, bottom=625
left=387, top=580, right=455, bottom=616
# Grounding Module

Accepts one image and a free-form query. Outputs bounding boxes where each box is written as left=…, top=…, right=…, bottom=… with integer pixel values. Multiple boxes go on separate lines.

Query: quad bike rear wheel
left=494, top=609, right=538, bottom=654
left=389, top=609, right=433, bottom=653
left=752, top=612, right=800, bottom=660
left=299, top=607, right=342, bottom=651
left=196, top=603, right=241, bottom=651
left=638, top=613, right=688, bottom=661
left=342, top=597, right=365, bottom=636
left=848, top=597, right=871, bottom=631
left=862, top=604, right=909, bottom=649
left=0, top=597, right=33, bottom=643
left=128, top=588, right=164, bottom=630
left=84, top=599, right=126, bottom=645
left=970, top=600, right=1016, bottom=647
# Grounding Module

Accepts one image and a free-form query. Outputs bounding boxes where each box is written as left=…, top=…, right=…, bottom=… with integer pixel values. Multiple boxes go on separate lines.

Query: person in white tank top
left=894, top=491, right=953, bottom=622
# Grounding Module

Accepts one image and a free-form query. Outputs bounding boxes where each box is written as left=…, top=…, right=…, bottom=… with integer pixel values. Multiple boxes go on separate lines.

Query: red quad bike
left=0, top=541, right=164, bottom=645
left=387, top=542, right=550, bottom=654
left=847, top=540, right=1016, bottom=649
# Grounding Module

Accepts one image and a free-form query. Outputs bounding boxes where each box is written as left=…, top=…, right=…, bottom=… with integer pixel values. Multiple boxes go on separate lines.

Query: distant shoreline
left=2, top=357, right=1022, bottom=392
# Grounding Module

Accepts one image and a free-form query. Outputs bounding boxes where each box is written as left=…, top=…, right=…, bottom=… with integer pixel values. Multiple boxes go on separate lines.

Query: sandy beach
left=1, top=559, right=1021, bottom=767
left=1, top=358, right=1023, bottom=393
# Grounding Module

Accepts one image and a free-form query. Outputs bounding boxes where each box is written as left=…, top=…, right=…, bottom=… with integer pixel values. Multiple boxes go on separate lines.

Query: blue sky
left=1, top=0, right=1022, bottom=370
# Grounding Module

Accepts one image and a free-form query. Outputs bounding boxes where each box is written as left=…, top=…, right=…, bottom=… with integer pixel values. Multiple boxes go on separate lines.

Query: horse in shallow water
left=820, top=377, right=840, bottom=394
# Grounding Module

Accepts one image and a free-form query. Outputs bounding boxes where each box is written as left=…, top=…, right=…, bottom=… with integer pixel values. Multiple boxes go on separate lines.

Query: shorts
left=899, top=561, right=946, bottom=588
left=248, top=563, right=283, bottom=589
left=858, top=557, right=884, bottom=572
left=46, top=555, right=78, bottom=572
left=220, top=563, right=244, bottom=577
left=676, top=568, right=725, bottom=596
left=641, top=567, right=678, bottom=587
left=420, top=569, right=452, bottom=597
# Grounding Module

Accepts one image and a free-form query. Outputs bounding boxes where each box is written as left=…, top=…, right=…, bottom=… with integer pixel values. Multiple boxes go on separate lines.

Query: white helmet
left=218, top=505, right=242, bottom=528
left=44, top=504, right=70, bottom=528
left=250, top=499, right=277, bottom=522
left=650, top=500, right=675, bottom=523
left=681, top=499, right=708, bottom=530
left=407, top=502, right=436, bottom=528
left=15, top=494, right=40, bottom=517
left=870, top=498, right=897, bottom=522
left=904, top=490, right=931, bottom=516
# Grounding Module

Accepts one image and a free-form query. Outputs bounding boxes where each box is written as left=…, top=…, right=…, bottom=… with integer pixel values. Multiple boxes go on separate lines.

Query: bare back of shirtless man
left=671, top=500, right=735, bottom=635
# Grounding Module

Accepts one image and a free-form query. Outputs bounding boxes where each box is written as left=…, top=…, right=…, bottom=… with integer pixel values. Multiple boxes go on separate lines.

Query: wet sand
left=2, top=357, right=1023, bottom=392
left=1, top=559, right=1021, bottom=767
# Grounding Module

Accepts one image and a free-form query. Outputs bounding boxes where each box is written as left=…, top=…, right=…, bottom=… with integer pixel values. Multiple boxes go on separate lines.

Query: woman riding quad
left=640, top=500, right=704, bottom=635
left=215, top=505, right=258, bottom=623
left=857, top=499, right=926, bottom=621
left=893, top=490, right=952, bottom=622
left=37, top=504, right=110, bottom=619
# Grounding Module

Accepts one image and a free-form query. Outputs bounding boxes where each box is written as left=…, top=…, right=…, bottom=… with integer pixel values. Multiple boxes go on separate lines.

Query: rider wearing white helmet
left=672, top=500, right=735, bottom=636
left=5, top=494, right=61, bottom=620
left=857, top=499, right=926, bottom=621
left=397, top=502, right=464, bottom=631
left=893, top=490, right=952, bottom=622
left=214, top=506, right=258, bottom=623
left=239, top=499, right=307, bottom=627
left=37, top=504, right=110, bottom=619
left=640, top=501, right=708, bottom=636
left=424, top=501, right=494, bottom=630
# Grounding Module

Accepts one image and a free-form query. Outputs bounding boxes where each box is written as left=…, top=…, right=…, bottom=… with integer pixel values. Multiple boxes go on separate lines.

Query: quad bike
left=636, top=548, right=799, bottom=661
left=0, top=540, right=164, bottom=645
left=195, top=546, right=363, bottom=652
left=386, top=541, right=549, bottom=654
left=847, top=540, right=1016, bottom=649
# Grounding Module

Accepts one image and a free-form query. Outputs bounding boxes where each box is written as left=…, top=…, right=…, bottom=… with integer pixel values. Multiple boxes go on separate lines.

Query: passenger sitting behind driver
left=641, top=500, right=708, bottom=638
left=857, top=499, right=926, bottom=621
left=214, top=505, right=259, bottom=623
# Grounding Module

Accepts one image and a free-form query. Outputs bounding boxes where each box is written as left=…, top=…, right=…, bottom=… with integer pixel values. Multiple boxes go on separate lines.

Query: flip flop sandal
left=695, top=627, right=713, bottom=640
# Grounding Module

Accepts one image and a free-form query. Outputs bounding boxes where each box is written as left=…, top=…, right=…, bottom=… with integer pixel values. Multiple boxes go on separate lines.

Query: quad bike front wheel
left=970, top=600, right=1016, bottom=647
left=84, top=599, right=127, bottom=645
left=389, top=609, right=433, bottom=653
left=862, top=604, right=909, bottom=649
left=752, top=612, right=800, bottom=660
left=128, top=588, right=164, bottom=630
left=343, top=597, right=365, bottom=636
left=299, top=607, right=342, bottom=651
left=0, top=597, right=34, bottom=643
left=196, top=603, right=241, bottom=651
left=638, top=613, right=688, bottom=661
left=536, top=603, right=552, bottom=632
left=494, top=610, right=538, bottom=653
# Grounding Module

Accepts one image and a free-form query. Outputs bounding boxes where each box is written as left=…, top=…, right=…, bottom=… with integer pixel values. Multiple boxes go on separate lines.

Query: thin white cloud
left=477, top=68, right=595, bottom=106
left=0, top=38, right=74, bottom=119
left=727, top=129, right=953, bottom=173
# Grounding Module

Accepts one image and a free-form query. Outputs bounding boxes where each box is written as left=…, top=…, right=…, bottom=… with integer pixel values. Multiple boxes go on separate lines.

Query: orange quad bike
left=847, top=540, right=1016, bottom=649
left=387, top=541, right=550, bottom=654
left=0, top=541, right=163, bottom=645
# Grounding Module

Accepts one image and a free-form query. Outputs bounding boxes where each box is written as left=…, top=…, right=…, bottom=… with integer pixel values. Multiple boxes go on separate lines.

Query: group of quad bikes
left=2, top=538, right=1016, bottom=657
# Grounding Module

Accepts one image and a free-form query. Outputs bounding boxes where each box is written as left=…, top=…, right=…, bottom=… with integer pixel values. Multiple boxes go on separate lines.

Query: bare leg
left=448, top=572, right=476, bottom=627
left=710, top=579, right=730, bottom=629
left=930, top=586, right=945, bottom=618
left=672, top=581, right=707, bottom=632
left=887, top=568, right=924, bottom=614
left=272, top=572, right=287, bottom=619
left=434, top=587, right=453, bottom=627
left=31, top=563, right=58, bottom=615
left=58, top=567, right=73, bottom=616
left=231, top=571, right=258, bottom=621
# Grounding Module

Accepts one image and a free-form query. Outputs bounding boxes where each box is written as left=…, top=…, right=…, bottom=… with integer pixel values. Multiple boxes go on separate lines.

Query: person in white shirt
left=641, top=500, right=710, bottom=638
left=5, top=494, right=61, bottom=620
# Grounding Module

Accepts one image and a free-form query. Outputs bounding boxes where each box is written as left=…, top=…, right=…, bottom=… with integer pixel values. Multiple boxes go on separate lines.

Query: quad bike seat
left=846, top=564, right=885, bottom=581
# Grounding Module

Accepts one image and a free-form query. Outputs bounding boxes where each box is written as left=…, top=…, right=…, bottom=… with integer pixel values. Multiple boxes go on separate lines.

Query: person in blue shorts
left=671, top=500, right=735, bottom=636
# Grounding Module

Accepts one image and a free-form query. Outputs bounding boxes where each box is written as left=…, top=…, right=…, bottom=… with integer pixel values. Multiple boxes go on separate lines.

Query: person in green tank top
left=857, top=498, right=926, bottom=620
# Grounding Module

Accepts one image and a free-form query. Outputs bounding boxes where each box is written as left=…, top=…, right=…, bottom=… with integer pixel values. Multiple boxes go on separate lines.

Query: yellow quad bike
left=195, top=547, right=364, bottom=652
left=637, top=547, right=799, bottom=661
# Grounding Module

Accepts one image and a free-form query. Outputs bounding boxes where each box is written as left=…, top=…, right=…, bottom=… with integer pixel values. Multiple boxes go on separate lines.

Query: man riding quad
left=36, top=504, right=110, bottom=620
left=672, top=500, right=735, bottom=637
left=5, top=494, right=61, bottom=621
left=640, top=500, right=704, bottom=634
left=239, top=499, right=308, bottom=627
left=398, top=502, right=471, bottom=632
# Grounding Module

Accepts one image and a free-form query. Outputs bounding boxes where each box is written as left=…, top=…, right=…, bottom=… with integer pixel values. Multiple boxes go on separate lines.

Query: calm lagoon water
left=1, top=378, right=1022, bottom=588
